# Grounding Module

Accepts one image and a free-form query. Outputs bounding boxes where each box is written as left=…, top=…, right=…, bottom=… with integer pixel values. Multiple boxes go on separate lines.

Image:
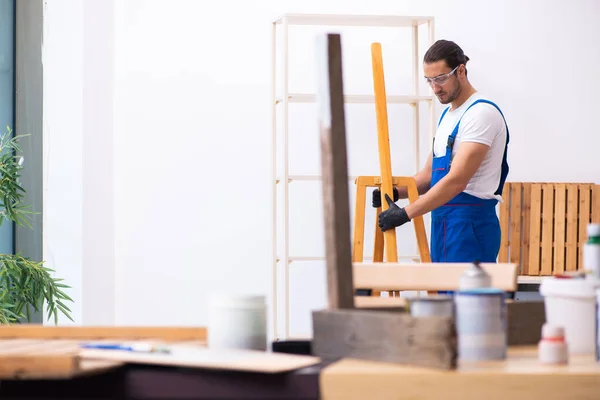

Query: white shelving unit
left=271, top=13, right=436, bottom=340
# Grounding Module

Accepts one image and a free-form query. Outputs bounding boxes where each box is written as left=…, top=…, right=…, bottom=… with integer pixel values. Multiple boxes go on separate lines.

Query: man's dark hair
left=424, top=40, right=470, bottom=70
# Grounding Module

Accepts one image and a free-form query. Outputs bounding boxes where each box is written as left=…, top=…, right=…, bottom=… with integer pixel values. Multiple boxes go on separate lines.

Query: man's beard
left=436, top=81, right=461, bottom=104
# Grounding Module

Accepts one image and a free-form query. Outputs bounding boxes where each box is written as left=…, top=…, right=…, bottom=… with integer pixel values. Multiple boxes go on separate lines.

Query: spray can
left=459, top=260, right=492, bottom=290
left=455, top=288, right=507, bottom=361
left=584, top=223, right=600, bottom=278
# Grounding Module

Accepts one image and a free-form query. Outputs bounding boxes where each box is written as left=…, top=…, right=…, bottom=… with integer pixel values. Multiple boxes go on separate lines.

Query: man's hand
left=372, top=187, right=399, bottom=208
left=378, top=194, right=411, bottom=231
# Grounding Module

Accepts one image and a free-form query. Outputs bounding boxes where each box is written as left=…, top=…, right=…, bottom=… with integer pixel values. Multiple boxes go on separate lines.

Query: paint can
left=407, top=295, right=454, bottom=318
left=454, top=288, right=507, bottom=361
left=539, top=276, right=598, bottom=354
left=207, top=293, right=267, bottom=351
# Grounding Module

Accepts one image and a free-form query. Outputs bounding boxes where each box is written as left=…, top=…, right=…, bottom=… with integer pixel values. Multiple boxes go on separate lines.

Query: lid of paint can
left=456, top=287, right=504, bottom=296
left=406, top=295, right=453, bottom=302
left=539, top=276, right=598, bottom=299
left=209, top=293, right=266, bottom=308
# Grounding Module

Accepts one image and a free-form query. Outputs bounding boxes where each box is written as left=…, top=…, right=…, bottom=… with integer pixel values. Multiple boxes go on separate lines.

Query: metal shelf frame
left=271, top=13, right=435, bottom=340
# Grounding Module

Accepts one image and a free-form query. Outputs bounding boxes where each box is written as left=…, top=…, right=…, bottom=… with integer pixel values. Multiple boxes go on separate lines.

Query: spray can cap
left=587, top=223, right=600, bottom=237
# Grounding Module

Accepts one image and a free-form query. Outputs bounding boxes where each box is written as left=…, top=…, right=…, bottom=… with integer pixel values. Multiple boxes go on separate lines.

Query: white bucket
left=207, top=293, right=267, bottom=351
left=539, top=277, right=599, bottom=355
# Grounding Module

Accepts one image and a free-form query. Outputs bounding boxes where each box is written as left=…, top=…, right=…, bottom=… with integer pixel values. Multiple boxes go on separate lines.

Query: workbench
left=0, top=339, right=598, bottom=399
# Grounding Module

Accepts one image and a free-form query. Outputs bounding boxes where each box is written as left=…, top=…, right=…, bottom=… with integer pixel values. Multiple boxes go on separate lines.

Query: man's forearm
left=404, top=176, right=466, bottom=219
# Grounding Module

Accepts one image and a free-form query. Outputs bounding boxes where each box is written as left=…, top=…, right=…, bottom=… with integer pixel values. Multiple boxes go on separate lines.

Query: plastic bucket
left=539, top=277, right=599, bottom=355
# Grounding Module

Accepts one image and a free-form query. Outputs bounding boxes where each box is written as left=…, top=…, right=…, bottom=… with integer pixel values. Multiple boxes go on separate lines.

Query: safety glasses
left=425, top=65, right=459, bottom=86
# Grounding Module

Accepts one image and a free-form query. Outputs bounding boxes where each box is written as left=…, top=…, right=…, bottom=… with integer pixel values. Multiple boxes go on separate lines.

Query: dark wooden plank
left=315, top=33, right=354, bottom=310
left=312, top=309, right=457, bottom=370
left=506, top=301, right=545, bottom=346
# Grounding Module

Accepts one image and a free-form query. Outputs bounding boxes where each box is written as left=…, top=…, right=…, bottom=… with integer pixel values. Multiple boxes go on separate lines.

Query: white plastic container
left=539, top=277, right=597, bottom=354
left=538, top=323, right=568, bottom=365
left=408, top=295, right=454, bottom=318
left=207, top=294, right=267, bottom=351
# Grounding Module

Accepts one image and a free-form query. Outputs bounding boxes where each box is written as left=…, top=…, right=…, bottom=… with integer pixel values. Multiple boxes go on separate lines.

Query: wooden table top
left=320, top=346, right=600, bottom=399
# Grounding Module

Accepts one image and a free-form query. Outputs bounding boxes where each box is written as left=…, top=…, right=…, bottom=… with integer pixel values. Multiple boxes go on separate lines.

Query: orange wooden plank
left=0, top=326, right=207, bottom=341
left=499, top=182, right=511, bottom=263
left=509, top=183, right=522, bottom=267
left=371, top=43, right=397, bottom=263
left=540, top=184, right=555, bottom=275
left=528, top=184, right=542, bottom=275
left=553, top=184, right=566, bottom=274
left=373, top=211, right=384, bottom=262
left=578, top=184, right=592, bottom=270
left=521, top=183, right=532, bottom=275
left=565, top=184, right=579, bottom=271
left=593, top=185, right=600, bottom=224
left=352, top=179, right=367, bottom=262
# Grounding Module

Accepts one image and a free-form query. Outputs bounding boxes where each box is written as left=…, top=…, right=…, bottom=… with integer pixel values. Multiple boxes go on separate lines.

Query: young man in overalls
left=373, top=39, right=510, bottom=264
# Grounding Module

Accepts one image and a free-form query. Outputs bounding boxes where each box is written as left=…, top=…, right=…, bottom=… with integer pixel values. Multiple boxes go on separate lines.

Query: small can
left=407, top=295, right=454, bottom=318
left=454, top=288, right=507, bottom=361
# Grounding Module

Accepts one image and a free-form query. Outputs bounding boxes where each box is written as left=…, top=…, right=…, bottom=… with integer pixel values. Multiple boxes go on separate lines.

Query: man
left=373, top=39, right=510, bottom=263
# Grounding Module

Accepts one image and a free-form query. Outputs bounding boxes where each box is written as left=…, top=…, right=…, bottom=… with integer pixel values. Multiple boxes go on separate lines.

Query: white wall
left=43, top=0, right=600, bottom=336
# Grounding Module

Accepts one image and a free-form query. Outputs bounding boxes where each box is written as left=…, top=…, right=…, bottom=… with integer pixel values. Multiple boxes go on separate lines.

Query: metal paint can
left=407, top=295, right=454, bottom=318
left=454, top=288, right=507, bottom=361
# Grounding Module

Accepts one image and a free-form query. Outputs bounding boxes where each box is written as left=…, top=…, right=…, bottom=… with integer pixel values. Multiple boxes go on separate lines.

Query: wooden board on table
left=0, top=338, right=122, bottom=379
left=80, top=345, right=321, bottom=374
left=319, top=346, right=600, bottom=400
left=0, top=326, right=208, bottom=379
left=353, top=262, right=518, bottom=292
left=312, top=309, right=457, bottom=370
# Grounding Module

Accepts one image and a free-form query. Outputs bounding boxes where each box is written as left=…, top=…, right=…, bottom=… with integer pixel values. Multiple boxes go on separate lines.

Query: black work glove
left=372, top=187, right=398, bottom=208
left=378, top=194, right=410, bottom=231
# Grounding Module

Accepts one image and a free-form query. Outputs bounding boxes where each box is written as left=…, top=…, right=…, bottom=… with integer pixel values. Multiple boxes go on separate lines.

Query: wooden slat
left=316, top=33, right=355, bottom=310
left=553, top=184, right=566, bottom=274
left=372, top=213, right=384, bottom=262
left=540, top=184, right=555, bottom=275
left=509, top=183, right=522, bottom=266
left=352, top=178, right=367, bottom=262
left=528, top=184, right=542, bottom=275
left=0, top=339, right=79, bottom=355
left=499, top=182, right=511, bottom=263
left=593, top=185, right=600, bottom=224
left=566, top=184, right=579, bottom=271
left=521, top=183, right=532, bottom=275
left=578, top=184, right=592, bottom=270
left=0, top=326, right=207, bottom=341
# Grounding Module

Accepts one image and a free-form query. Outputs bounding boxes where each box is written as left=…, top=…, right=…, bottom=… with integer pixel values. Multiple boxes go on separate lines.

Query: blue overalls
left=430, top=99, right=509, bottom=263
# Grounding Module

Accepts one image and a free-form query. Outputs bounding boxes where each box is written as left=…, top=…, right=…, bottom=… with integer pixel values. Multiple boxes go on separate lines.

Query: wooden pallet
left=499, top=182, right=600, bottom=276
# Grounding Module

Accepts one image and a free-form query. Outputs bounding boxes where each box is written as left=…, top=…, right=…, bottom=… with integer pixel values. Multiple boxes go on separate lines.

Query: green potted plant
left=0, top=126, right=73, bottom=324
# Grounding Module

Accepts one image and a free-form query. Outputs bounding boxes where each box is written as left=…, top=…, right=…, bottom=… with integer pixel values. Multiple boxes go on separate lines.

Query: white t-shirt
left=433, top=92, right=508, bottom=201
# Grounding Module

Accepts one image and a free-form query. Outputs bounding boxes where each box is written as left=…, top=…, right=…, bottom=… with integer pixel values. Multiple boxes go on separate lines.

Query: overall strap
left=432, top=106, right=451, bottom=153
left=449, top=99, right=511, bottom=196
